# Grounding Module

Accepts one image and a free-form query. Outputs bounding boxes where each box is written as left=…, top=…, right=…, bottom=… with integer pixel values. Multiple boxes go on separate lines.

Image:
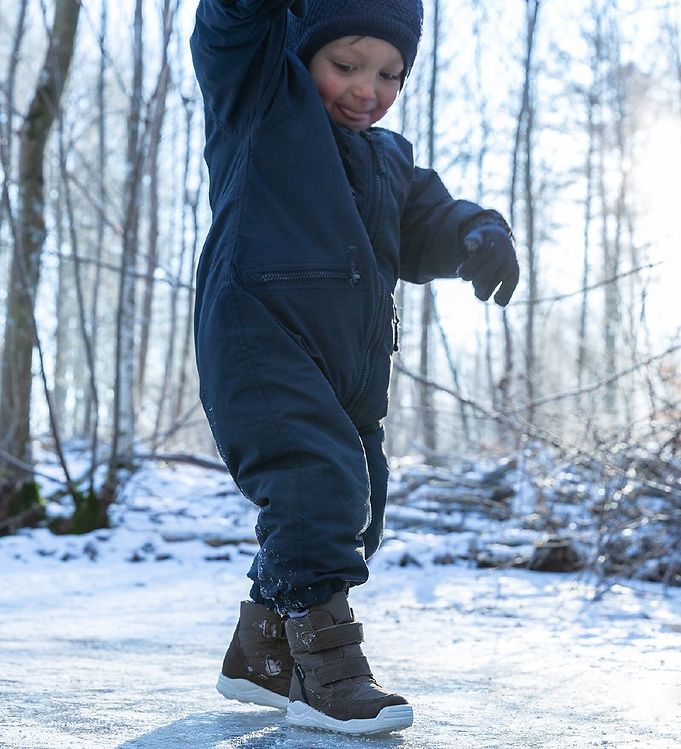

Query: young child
left=191, top=0, right=519, bottom=735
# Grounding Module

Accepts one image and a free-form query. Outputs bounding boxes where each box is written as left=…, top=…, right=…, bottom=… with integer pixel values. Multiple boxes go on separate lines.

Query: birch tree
left=103, top=0, right=146, bottom=503
left=419, top=0, right=441, bottom=455
left=509, top=0, right=541, bottom=423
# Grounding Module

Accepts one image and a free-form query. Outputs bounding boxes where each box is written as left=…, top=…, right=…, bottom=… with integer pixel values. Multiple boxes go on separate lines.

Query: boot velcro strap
left=305, top=622, right=364, bottom=653
left=260, top=620, right=286, bottom=640
left=313, top=655, right=373, bottom=685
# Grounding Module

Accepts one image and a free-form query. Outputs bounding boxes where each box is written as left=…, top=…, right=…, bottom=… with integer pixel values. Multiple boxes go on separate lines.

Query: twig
left=506, top=339, right=681, bottom=415
left=396, top=339, right=681, bottom=422
left=510, top=260, right=672, bottom=306
left=393, top=361, right=506, bottom=422
left=0, top=447, right=67, bottom=485
left=134, top=451, right=228, bottom=473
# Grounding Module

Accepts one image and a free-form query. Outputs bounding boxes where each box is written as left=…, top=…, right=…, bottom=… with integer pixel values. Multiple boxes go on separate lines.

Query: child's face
left=309, top=36, right=404, bottom=132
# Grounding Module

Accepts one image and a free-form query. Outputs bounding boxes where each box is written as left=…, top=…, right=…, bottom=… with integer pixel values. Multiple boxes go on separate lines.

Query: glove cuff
left=460, top=209, right=514, bottom=243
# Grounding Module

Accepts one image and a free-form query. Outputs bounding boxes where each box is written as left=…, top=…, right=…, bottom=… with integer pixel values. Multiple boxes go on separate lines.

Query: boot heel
left=216, top=673, right=289, bottom=710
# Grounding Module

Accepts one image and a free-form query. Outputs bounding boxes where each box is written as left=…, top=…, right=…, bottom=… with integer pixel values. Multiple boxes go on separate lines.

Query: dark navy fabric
left=191, top=0, right=490, bottom=613
left=287, top=0, right=424, bottom=79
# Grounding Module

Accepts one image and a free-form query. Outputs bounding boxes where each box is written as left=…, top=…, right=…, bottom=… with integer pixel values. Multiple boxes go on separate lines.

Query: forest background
left=0, top=0, right=680, bottom=542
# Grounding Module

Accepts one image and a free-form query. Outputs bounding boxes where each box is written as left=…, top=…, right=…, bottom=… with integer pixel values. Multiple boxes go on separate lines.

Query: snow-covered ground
left=1, top=460, right=680, bottom=748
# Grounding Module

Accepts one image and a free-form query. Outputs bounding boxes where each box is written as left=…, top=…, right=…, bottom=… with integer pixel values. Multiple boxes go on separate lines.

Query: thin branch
left=42, top=249, right=194, bottom=291
left=134, top=451, right=227, bottom=473
left=511, top=260, right=671, bottom=306
left=395, top=338, right=681, bottom=423
left=0, top=447, right=68, bottom=485
left=393, top=361, right=506, bottom=422
left=508, top=339, right=681, bottom=414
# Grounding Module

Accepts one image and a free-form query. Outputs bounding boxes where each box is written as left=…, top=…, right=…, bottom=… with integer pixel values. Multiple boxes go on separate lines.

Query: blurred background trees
left=0, top=0, right=679, bottom=532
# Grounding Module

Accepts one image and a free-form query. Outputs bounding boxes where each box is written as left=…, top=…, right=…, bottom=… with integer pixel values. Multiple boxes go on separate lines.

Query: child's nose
left=352, top=79, right=377, bottom=101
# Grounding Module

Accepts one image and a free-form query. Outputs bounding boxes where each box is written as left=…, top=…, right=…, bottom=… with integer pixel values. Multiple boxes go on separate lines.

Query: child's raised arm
left=190, top=0, right=304, bottom=131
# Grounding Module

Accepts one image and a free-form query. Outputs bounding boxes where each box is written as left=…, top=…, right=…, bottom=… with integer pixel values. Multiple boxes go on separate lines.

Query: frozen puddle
left=1, top=551, right=680, bottom=748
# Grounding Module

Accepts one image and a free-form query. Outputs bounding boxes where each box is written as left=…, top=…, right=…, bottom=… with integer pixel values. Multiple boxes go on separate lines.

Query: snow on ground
left=1, top=460, right=680, bottom=748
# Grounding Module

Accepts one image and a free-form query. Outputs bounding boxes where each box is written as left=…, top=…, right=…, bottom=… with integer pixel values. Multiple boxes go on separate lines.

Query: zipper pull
left=347, top=245, right=361, bottom=286
left=392, top=302, right=400, bottom=352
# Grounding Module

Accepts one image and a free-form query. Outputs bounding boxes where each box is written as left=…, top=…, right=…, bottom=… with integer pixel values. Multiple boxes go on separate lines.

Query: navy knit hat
left=288, top=0, right=424, bottom=80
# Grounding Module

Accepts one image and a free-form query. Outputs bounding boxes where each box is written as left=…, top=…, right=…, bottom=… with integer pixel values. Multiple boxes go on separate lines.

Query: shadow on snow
left=115, top=709, right=408, bottom=748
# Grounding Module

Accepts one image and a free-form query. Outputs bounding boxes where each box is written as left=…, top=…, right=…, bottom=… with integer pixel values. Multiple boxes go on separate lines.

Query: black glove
left=457, top=223, right=519, bottom=306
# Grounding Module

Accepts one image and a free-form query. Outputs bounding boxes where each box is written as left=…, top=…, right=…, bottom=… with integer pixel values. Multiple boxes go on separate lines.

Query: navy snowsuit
left=191, top=0, right=490, bottom=613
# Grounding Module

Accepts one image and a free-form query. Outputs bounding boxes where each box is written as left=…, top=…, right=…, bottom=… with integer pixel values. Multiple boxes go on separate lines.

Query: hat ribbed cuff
left=296, top=14, right=419, bottom=73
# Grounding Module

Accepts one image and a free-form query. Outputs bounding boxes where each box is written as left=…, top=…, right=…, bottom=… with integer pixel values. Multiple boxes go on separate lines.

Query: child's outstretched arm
left=190, top=0, right=304, bottom=131
left=400, top=166, right=519, bottom=306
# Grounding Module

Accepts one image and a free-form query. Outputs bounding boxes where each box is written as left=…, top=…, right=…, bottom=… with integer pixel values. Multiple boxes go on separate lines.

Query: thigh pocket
left=241, top=265, right=378, bottom=405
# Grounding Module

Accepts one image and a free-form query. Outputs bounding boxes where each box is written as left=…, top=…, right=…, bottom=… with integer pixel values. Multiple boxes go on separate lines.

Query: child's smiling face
left=309, top=36, right=404, bottom=132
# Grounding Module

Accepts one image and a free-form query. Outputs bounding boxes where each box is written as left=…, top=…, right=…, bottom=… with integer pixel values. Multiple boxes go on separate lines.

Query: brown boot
left=217, top=601, right=293, bottom=710
left=284, top=592, right=412, bottom=734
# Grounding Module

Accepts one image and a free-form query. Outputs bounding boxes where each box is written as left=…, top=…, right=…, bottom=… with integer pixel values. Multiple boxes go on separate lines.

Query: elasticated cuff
left=251, top=578, right=349, bottom=616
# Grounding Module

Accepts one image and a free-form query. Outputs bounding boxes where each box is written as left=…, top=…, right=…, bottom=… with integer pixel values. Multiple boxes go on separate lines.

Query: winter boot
left=284, top=592, right=413, bottom=734
left=216, top=601, right=294, bottom=710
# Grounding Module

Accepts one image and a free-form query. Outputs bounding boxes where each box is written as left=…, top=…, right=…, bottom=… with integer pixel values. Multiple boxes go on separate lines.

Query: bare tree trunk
left=104, top=0, right=145, bottom=500
left=433, top=300, right=469, bottom=446
left=173, top=92, right=202, bottom=431
left=0, top=0, right=29, bottom=238
left=82, top=0, right=108, bottom=438
left=138, top=0, right=176, bottom=405
left=0, top=0, right=81, bottom=517
left=664, top=11, right=681, bottom=110
left=54, top=175, right=69, bottom=428
left=419, top=0, right=440, bottom=456
left=473, top=1, right=498, bottom=446
left=578, top=85, right=596, bottom=392
left=508, top=1, right=540, bottom=428
left=58, top=122, right=101, bottom=500
left=604, top=11, right=627, bottom=415
left=522, top=0, right=540, bottom=424
left=384, top=84, right=412, bottom=459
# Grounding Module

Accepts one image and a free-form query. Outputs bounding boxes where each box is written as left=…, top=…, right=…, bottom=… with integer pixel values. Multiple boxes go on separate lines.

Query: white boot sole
left=286, top=701, right=413, bottom=735
left=216, top=674, right=288, bottom=710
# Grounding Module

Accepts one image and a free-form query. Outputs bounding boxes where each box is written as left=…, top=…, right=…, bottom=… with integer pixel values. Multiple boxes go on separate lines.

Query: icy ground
left=1, top=461, right=680, bottom=748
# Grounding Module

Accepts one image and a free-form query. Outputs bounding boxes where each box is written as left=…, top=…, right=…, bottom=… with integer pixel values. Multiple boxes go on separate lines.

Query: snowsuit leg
left=250, top=423, right=389, bottom=608
left=359, top=425, right=389, bottom=560
left=197, top=281, right=373, bottom=615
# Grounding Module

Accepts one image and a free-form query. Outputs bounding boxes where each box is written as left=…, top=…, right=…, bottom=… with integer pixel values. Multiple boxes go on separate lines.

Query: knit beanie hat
left=288, top=0, right=424, bottom=80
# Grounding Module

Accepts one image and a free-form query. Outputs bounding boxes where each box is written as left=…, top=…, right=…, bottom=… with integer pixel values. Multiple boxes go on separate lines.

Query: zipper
left=250, top=268, right=360, bottom=286
left=362, top=131, right=384, bottom=243
left=347, top=245, right=361, bottom=287
left=250, top=246, right=361, bottom=287
left=345, top=291, right=389, bottom=413
left=392, top=302, right=400, bottom=352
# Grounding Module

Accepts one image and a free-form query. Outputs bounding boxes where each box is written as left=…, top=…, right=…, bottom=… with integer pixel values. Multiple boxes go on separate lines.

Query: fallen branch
left=135, top=451, right=228, bottom=473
